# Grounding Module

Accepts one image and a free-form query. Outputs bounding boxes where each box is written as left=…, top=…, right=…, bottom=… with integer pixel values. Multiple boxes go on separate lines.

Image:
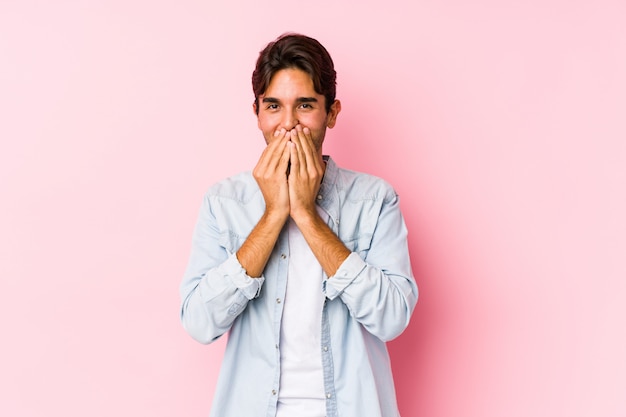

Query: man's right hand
left=236, top=130, right=292, bottom=278
left=252, top=128, right=291, bottom=222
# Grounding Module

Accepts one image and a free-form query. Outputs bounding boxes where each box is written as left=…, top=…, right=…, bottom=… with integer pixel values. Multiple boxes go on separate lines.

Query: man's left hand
left=287, top=124, right=324, bottom=223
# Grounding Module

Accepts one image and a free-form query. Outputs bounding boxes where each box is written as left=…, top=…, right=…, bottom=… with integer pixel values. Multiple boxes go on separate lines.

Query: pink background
left=1, top=0, right=625, bottom=416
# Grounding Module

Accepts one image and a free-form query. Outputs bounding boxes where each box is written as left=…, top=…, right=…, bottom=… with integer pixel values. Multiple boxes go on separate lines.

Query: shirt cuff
left=322, top=252, right=366, bottom=300
left=223, top=253, right=265, bottom=299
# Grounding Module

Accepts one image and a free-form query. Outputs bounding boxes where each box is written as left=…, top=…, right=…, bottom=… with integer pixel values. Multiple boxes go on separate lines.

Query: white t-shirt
left=276, top=212, right=328, bottom=417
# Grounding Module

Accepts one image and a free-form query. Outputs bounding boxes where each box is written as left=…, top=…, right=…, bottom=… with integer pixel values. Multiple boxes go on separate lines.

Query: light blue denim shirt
left=180, top=156, right=418, bottom=417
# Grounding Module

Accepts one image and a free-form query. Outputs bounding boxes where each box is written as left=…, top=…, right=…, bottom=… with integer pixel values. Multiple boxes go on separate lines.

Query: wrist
left=290, top=206, right=320, bottom=228
left=263, top=206, right=289, bottom=225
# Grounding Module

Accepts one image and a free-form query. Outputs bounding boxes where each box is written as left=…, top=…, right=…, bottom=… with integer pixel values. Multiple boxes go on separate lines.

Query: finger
left=261, top=129, right=289, bottom=168
left=288, top=138, right=300, bottom=176
left=298, top=126, right=316, bottom=160
left=291, top=125, right=310, bottom=175
left=280, top=139, right=291, bottom=175
left=286, top=128, right=302, bottom=175
left=295, top=125, right=321, bottom=174
left=255, top=138, right=289, bottom=182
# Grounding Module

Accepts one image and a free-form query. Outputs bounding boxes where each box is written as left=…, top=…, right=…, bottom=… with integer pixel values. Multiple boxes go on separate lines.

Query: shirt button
left=317, top=194, right=323, bottom=200
left=326, top=393, right=332, bottom=399
left=276, top=298, right=281, bottom=304
left=280, top=253, right=286, bottom=259
left=323, top=346, right=328, bottom=352
left=272, top=389, right=277, bottom=395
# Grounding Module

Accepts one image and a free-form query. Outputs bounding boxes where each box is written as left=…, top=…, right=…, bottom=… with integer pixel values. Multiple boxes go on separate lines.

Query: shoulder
left=335, top=166, right=398, bottom=204
left=204, top=171, right=261, bottom=205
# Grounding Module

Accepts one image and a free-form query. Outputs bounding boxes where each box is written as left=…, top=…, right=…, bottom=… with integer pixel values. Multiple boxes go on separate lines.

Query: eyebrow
left=296, top=97, right=318, bottom=104
left=261, top=97, right=318, bottom=104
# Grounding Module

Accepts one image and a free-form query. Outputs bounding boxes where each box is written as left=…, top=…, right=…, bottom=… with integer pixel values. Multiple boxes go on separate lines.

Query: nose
left=282, top=110, right=298, bottom=131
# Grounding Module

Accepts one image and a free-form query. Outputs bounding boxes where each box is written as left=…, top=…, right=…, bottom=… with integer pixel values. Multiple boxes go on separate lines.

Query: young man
left=180, top=33, right=418, bottom=417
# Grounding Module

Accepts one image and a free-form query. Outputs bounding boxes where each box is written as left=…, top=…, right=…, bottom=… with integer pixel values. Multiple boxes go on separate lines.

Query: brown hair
left=252, top=33, right=337, bottom=113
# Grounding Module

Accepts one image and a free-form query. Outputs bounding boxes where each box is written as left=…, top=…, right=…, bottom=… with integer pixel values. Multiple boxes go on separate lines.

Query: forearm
left=292, top=210, right=351, bottom=277
left=236, top=210, right=288, bottom=277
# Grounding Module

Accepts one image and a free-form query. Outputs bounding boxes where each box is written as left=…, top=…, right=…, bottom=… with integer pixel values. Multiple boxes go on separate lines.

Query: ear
left=252, top=101, right=261, bottom=128
left=326, top=99, right=341, bottom=129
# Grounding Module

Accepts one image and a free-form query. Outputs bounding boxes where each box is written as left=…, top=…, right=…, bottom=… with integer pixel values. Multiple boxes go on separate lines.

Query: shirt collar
left=317, top=155, right=340, bottom=224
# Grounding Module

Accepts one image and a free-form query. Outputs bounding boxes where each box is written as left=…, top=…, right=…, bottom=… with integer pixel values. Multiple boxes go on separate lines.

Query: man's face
left=254, top=68, right=340, bottom=153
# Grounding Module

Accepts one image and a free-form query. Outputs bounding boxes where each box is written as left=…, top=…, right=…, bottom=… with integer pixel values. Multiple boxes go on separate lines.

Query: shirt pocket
left=214, top=203, right=258, bottom=254
left=218, top=230, right=246, bottom=255
left=337, top=198, right=383, bottom=259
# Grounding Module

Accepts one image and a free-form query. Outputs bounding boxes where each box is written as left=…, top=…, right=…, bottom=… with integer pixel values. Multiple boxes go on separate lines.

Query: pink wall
left=1, top=1, right=625, bottom=416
